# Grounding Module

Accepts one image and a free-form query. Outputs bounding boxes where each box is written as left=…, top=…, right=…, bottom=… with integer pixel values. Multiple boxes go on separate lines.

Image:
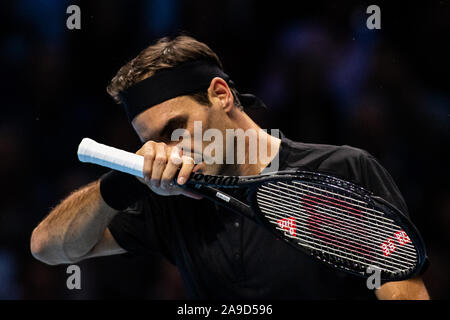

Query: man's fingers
left=160, top=147, right=183, bottom=189
left=141, top=143, right=155, bottom=181
left=177, top=155, right=195, bottom=185
left=136, top=141, right=199, bottom=198
left=150, top=143, right=167, bottom=187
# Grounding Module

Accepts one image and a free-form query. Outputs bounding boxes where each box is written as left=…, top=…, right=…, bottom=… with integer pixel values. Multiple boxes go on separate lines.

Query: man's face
left=132, top=94, right=235, bottom=175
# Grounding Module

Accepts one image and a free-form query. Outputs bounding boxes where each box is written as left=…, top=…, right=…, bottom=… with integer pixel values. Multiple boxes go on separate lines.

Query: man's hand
left=375, top=276, right=430, bottom=300
left=136, top=141, right=201, bottom=199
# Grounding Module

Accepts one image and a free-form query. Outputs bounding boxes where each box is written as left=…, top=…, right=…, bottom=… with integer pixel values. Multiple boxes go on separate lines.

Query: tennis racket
left=77, top=138, right=427, bottom=281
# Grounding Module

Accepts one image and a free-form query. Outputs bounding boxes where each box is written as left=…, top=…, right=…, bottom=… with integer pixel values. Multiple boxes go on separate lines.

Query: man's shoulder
left=280, top=137, right=372, bottom=173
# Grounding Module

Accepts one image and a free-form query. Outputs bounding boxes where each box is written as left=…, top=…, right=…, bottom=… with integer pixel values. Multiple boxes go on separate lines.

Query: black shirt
left=108, top=136, right=409, bottom=299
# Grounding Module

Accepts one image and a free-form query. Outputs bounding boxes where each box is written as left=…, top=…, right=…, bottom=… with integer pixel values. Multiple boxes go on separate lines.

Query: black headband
left=118, top=60, right=266, bottom=122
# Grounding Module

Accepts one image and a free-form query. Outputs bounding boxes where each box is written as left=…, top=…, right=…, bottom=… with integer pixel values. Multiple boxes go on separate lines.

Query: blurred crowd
left=0, top=1, right=448, bottom=299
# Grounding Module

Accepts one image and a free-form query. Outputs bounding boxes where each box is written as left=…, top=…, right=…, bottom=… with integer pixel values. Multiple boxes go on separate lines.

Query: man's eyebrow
left=158, top=115, right=189, bottom=140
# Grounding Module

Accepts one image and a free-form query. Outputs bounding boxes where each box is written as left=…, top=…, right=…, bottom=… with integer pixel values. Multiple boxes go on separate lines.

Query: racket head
left=246, top=171, right=427, bottom=281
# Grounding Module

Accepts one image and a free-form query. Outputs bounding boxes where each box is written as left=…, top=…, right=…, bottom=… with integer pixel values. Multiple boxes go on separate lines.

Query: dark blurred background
left=0, top=0, right=448, bottom=299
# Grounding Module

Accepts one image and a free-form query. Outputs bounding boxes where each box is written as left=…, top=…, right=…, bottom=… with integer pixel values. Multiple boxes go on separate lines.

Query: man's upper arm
left=78, top=228, right=127, bottom=261
left=78, top=194, right=170, bottom=261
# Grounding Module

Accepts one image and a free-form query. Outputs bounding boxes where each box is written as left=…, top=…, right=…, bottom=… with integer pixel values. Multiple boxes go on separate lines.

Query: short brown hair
left=107, top=35, right=241, bottom=108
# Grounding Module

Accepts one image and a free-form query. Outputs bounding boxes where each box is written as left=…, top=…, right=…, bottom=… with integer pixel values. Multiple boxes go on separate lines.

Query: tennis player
left=31, top=36, right=429, bottom=299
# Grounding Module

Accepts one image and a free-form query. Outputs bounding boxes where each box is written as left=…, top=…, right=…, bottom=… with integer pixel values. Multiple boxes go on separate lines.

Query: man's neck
left=228, top=110, right=281, bottom=177
left=239, top=130, right=281, bottom=176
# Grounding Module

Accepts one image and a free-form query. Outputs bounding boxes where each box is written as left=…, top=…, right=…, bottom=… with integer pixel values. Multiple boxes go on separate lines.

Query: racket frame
left=186, top=170, right=427, bottom=281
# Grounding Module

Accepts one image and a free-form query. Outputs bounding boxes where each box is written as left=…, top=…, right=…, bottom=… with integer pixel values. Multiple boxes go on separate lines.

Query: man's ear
left=208, top=77, right=234, bottom=112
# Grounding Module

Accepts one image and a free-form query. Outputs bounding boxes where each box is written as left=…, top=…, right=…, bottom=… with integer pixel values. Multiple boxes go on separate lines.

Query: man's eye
left=164, top=125, right=176, bottom=138
left=161, top=120, right=187, bottom=140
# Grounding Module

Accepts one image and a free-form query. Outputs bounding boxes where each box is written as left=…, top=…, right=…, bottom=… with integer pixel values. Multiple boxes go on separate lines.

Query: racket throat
left=194, top=185, right=254, bottom=220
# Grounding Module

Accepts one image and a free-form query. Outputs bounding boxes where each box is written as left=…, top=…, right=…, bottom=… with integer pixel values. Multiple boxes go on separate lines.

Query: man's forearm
left=375, top=277, right=430, bottom=300
left=31, top=180, right=118, bottom=265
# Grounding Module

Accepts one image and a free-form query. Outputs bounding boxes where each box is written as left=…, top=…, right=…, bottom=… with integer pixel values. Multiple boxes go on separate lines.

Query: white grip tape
left=77, top=138, right=144, bottom=178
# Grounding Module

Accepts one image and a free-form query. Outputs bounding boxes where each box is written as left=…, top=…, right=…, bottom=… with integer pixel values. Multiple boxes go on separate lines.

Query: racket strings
left=293, top=181, right=402, bottom=227
left=272, top=182, right=415, bottom=268
left=257, top=196, right=416, bottom=272
left=281, top=181, right=415, bottom=250
left=261, top=205, right=409, bottom=275
left=257, top=196, right=416, bottom=264
left=269, top=216, right=404, bottom=273
left=258, top=200, right=416, bottom=271
left=255, top=181, right=417, bottom=274
left=261, top=183, right=416, bottom=255
left=259, top=184, right=416, bottom=255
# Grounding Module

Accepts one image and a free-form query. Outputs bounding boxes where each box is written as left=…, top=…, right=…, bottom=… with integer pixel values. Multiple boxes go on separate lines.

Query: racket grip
left=77, top=138, right=144, bottom=178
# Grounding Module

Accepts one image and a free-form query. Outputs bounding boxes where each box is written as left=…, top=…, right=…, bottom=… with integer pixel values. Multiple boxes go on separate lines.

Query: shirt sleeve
left=359, top=153, right=410, bottom=217
left=316, top=145, right=410, bottom=218
left=107, top=194, right=176, bottom=264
